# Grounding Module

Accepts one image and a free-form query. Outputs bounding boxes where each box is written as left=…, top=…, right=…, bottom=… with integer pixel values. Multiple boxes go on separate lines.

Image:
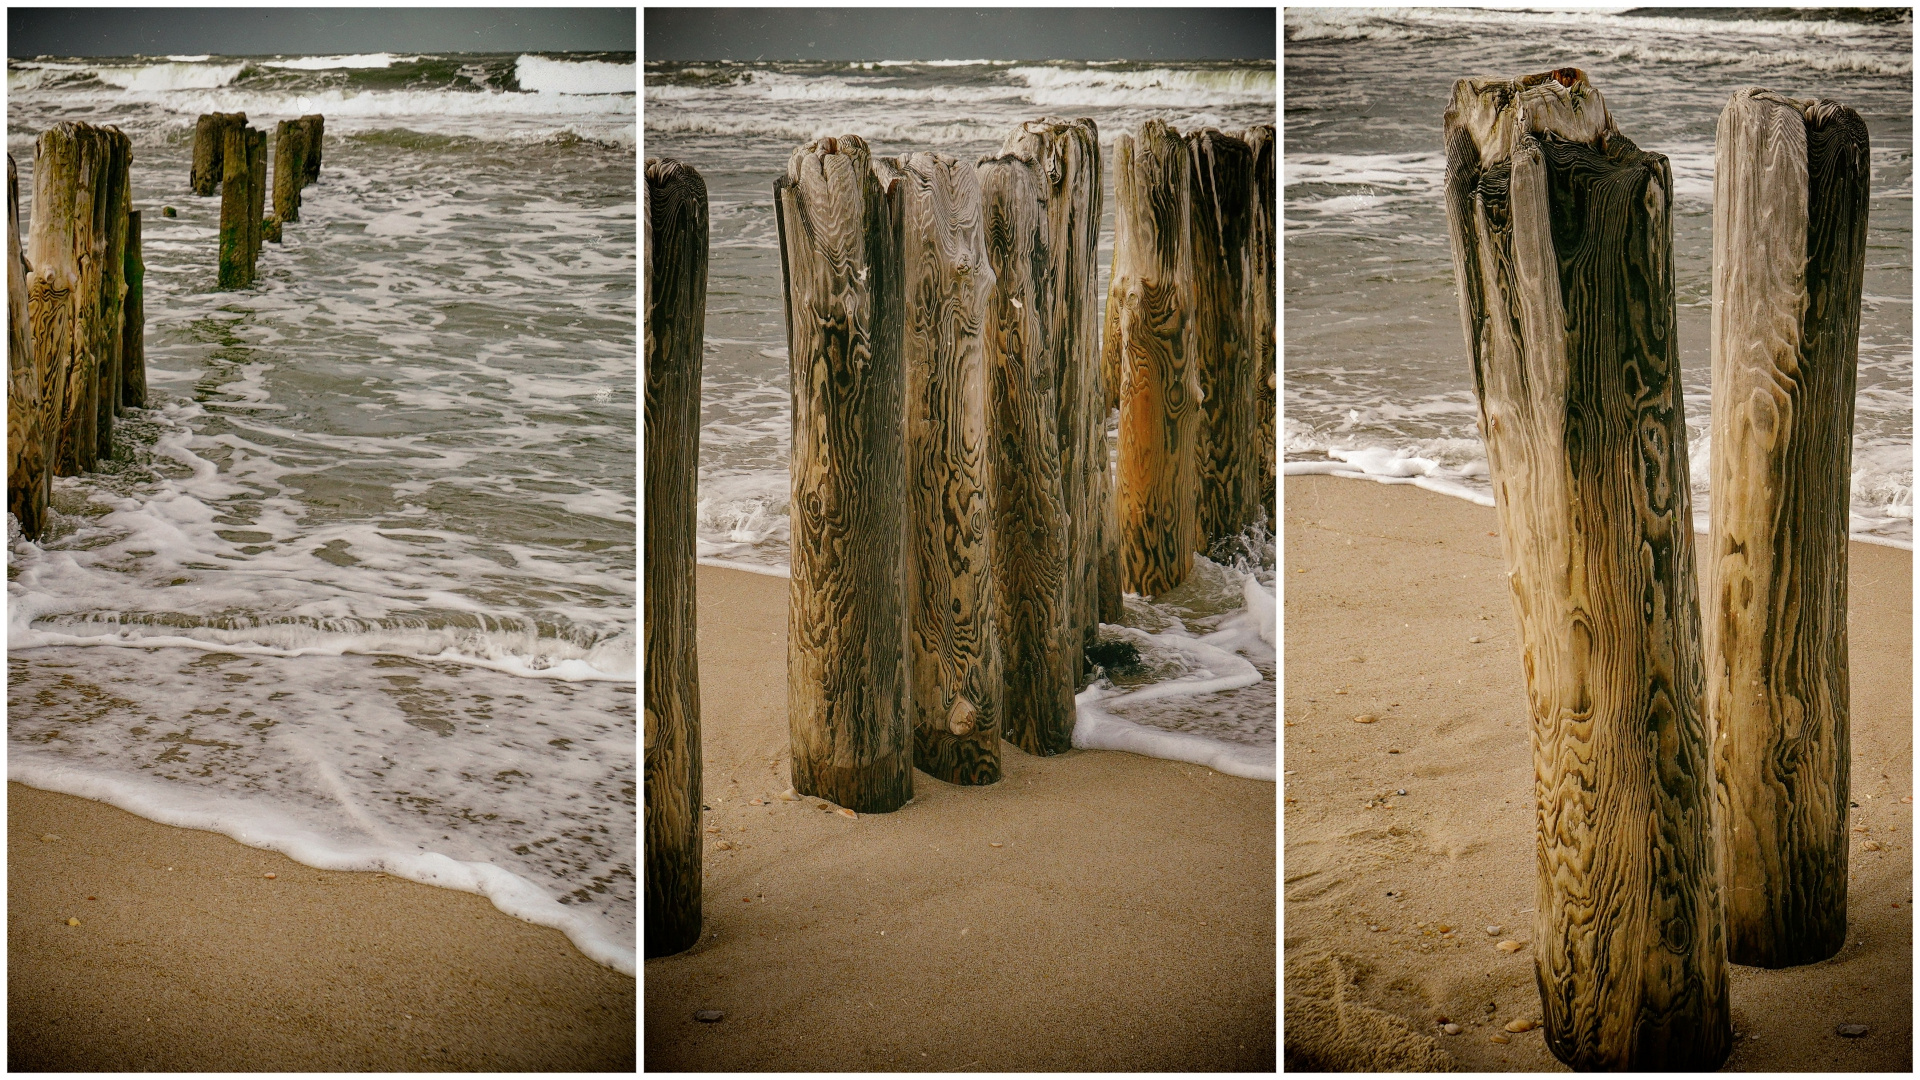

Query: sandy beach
left=642, top=565, right=1277, bottom=1071
left=7, top=782, right=635, bottom=1070
left=1282, top=474, right=1912, bottom=1071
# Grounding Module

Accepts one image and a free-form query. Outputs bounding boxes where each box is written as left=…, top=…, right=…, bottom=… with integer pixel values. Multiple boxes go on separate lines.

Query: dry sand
left=8, top=783, right=635, bottom=1070
left=643, top=564, right=1277, bottom=1071
left=1282, top=474, right=1912, bottom=1071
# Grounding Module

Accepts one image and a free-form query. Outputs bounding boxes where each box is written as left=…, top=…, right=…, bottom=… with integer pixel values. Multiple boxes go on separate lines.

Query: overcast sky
left=644, top=8, right=1276, bottom=61
left=8, top=8, right=636, bottom=57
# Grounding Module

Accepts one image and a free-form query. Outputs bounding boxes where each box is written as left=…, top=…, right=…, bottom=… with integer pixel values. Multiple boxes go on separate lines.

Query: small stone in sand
left=990, top=842, right=1003, bottom=847
left=66, top=918, right=80, bottom=927
left=1353, top=714, right=1377, bottom=724
left=1486, top=925, right=1502, bottom=935
left=1334, top=688, right=1348, bottom=695
left=1836, top=1024, right=1868, bottom=1038
left=1435, top=924, right=1451, bottom=933
left=264, top=873, right=276, bottom=879
left=39, top=834, right=58, bottom=843
left=1396, top=789, right=1407, bottom=796
left=749, top=798, right=766, bottom=806
left=1863, top=841, right=1882, bottom=851
left=1497, top=939, right=1524, bottom=952
left=694, top=1010, right=724, bottom=1023
left=1350, top=656, right=1365, bottom=663
left=1505, top=1019, right=1535, bottom=1033
left=1368, top=924, right=1382, bottom=932
left=714, top=840, right=735, bottom=850
left=1468, top=636, right=1481, bottom=644
left=1904, top=795, right=1913, bottom=804
left=777, top=787, right=799, bottom=801
left=838, top=807, right=857, bottom=819
left=1443, top=1023, right=1461, bottom=1036
left=1490, top=1033, right=1510, bottom=1044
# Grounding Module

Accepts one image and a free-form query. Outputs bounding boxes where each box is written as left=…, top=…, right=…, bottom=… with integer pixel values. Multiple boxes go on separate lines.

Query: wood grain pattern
left=979, top=152, right=1073, bottom=758
left=189, top=112, right=245, bottom=196
left=1110, top=120, right=1200, bottom=597
left=218, top=124, right=262, bottom=289
left=92, top=128, right=131, bottom=460
left=29, top=123, right=127, bottom=477
left=272, top=118, right=311, bottom=224
left=8, top=153, right=51, bottom=539
left=1244, top=124, right=1276, bottom=528
left=1707, top=88, right=1867, bottom=970
left=1444, top=68, right=1730, bottom=1070
left=890, top=151, right=1002, bottom=785
left=1001, top=117, right=1107, bottom=684
left=643, top=158, right=707, bottom=959
left=121, top=208, right=145, bottom=410
left=1188, top=128, right=1258, bottom=550
left=776, top=135, right=914, bottom=813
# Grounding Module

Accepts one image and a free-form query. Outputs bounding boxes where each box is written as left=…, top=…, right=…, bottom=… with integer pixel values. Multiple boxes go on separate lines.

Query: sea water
left=643, top=58, right=1277, bottom=780
left=1284, top=9, right=1913, bottom=547
left=6, top=52, right=638, bottom=973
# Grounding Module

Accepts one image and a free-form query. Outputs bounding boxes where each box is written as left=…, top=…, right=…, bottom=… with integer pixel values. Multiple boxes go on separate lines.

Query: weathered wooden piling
left=643, top=158, right=707, bottom=960
left=978, top=151, right=1072, bottom=758
left=889, top=151, right=1001, bottom=785
left=29, top=122, right=131, bottom=477
left=1443, top=69, right=1730, bottom=1069
left=219, top=123, right=265, bottom=288
left=121, top=208, right=145, bottom=411
left=775, top=135, right=913, bottom=812
left=189, top=112, right=245, bottom=195
left=273, top=117, right=311, bottom=223
left=300, top=114, right=324, bottom=185
left=1109, top=120, right=1200, bottom=597
left=1188, top=128, right=1259, bottom=550
left=1707, top=88, right=1869, bottom=971
left=1001, top=117, right=1110, bottom=683
left=8, top=154, right=51, bottom=538
left=1245, top=124, right=1276, bottom=528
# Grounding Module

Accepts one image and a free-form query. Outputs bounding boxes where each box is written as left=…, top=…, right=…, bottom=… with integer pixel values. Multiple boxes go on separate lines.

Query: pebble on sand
left=1489, top=1033, right=1510, bottom=1044
left=1468, top=636, right=1481, bottom=644
left=66, top=918, right=80, bottom=927
left=1505, top=1018, right=1535, bottom=1033
left=694, top=1010, right=724, bottom=1023
left=714, top=840, right=735, bottom=850
left=990, top=842, right=1003, bottom=847
left=1836, top=1024, right=1869, bottom=1038
left=39, top=834, right=58, bottom=843
left=1496, top=939, right=1524, bottom=952
left=777, top=787, right=799, bottom=801
left=1443, top=1023, right=1461, bottom=1035
left=838, top=807, right=857, bottom=819
left=749, top=798, right=766, bottom=805
left=1863, top=841, right=1882, bottom=851
left=1353, top=714, right=1378, bottom=724
left=1486, top=925, right=1502, bottom=935
left=264, top=873, right=276, bottom=879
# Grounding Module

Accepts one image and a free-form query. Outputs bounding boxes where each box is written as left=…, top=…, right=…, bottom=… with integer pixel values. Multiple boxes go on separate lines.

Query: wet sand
left=1283, top=474, right=1912, bottom=1071
left=643, top=564, right=1277, bottom=1071
left=8, top=783, right=635, bottom=1070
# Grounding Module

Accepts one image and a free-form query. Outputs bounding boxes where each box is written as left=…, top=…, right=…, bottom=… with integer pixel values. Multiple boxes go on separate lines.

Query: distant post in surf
left=189, top=112, right=246, bottom=196
left=272, top=117, right=313, bottom=223
left=1109, top=119, right=1200, bottom=598
left=1442, top=68, right=1730, bottom=1069
left=643, top=158, right=707, bottom=959
left=1707, top=87, right=1868, bottom=971
left=774, top=136, right=913, bottom=813
left=218, top=122, right=265, bottom=288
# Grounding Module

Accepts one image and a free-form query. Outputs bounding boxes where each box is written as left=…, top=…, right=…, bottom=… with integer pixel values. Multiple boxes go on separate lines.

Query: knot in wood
left=947, top=695, right=978, bottom=736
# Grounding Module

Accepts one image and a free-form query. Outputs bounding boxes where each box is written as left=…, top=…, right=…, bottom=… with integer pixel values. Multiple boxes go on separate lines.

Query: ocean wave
left=1588, top=42, right=1912, bottom=76
left=1288, top=6, right=1908, bottom=46
left=1009, top=64, right=1274, bottom=107
left=644, top=112, right=1003, bottom=147
left=516, top=54, right=635, bottom=95
left=89, top=61, right=251, bottom=91
left=261, top=52, right=422, bottom=70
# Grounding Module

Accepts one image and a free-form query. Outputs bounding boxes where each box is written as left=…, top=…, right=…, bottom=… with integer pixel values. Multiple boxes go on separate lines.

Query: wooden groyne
left=775, top=135, right=914, bottom=813
left=189, top=111, right=246, bottom=196
left=1444, top=68, right=1729, bottom=1069
left=1707, top=88, right=1868, bottom=971
left=978, top=150, right=1071, bottom=760
left=1109, top=119, right=1200, bottom=597
left=1000, top=117, right=1114, bottom=679
left=643, top=157, right=708, bottom=960
left=218, top=122, right=266, bottom=288
left=272, top=118, right=311, bottom=224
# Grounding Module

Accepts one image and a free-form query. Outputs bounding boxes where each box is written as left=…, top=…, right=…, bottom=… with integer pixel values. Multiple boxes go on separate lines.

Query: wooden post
left=643, top=158, right=707, bottom=960
left=1443, top=68, right=1730, bottom=1070
left=189, top=112, right=244, bottom=196
left=978, top=151, right=1072, bottom=758
left=30, top=122, right=127, bottom=476
left=889, top=151, right=1001, bottom=786
left=7, top=153, right=51, bottom=539
left=248, top=128, right=266, bottom=267
left=1707, top=88, right=1868, bottom=970
left=301, top=114, right=324, bottom=186
left=93, top=129, right=131, bottom=460
left=775, top=135, right=913, bottom=812
left=1110, top=119, right=1200, bottom=597
left=1187, top=128, right=1258, bottom=550
left=219, top=124, right=262, bottom=289
left=121, top=209, right=145, bottom=411
left=1245, top=124, right=1276, bottom=529
left=273, top=118, right=310, bottom=224
left=1001, top=117, right=1108, bottom=685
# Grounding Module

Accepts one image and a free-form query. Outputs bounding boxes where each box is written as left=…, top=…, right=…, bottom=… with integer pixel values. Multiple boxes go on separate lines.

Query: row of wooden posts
left=1445, top=70, right=1868, bottom=1070
left=189, top=111, right=324, bottom=288
left=644, top=117, right=1276, bottom=958
left=5, top=114, right=326, bottom=542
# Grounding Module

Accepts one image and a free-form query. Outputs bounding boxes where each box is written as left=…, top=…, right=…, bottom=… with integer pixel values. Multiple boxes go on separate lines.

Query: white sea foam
left=90, top=61, right=249, bottom=91
left=516, top=54, right=635, bottom=95
left=165, top=54, right=212, bottom=62
left=262, top=52, right=420, bottom=70
left=1008, top=65, right=1275, bottom=108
